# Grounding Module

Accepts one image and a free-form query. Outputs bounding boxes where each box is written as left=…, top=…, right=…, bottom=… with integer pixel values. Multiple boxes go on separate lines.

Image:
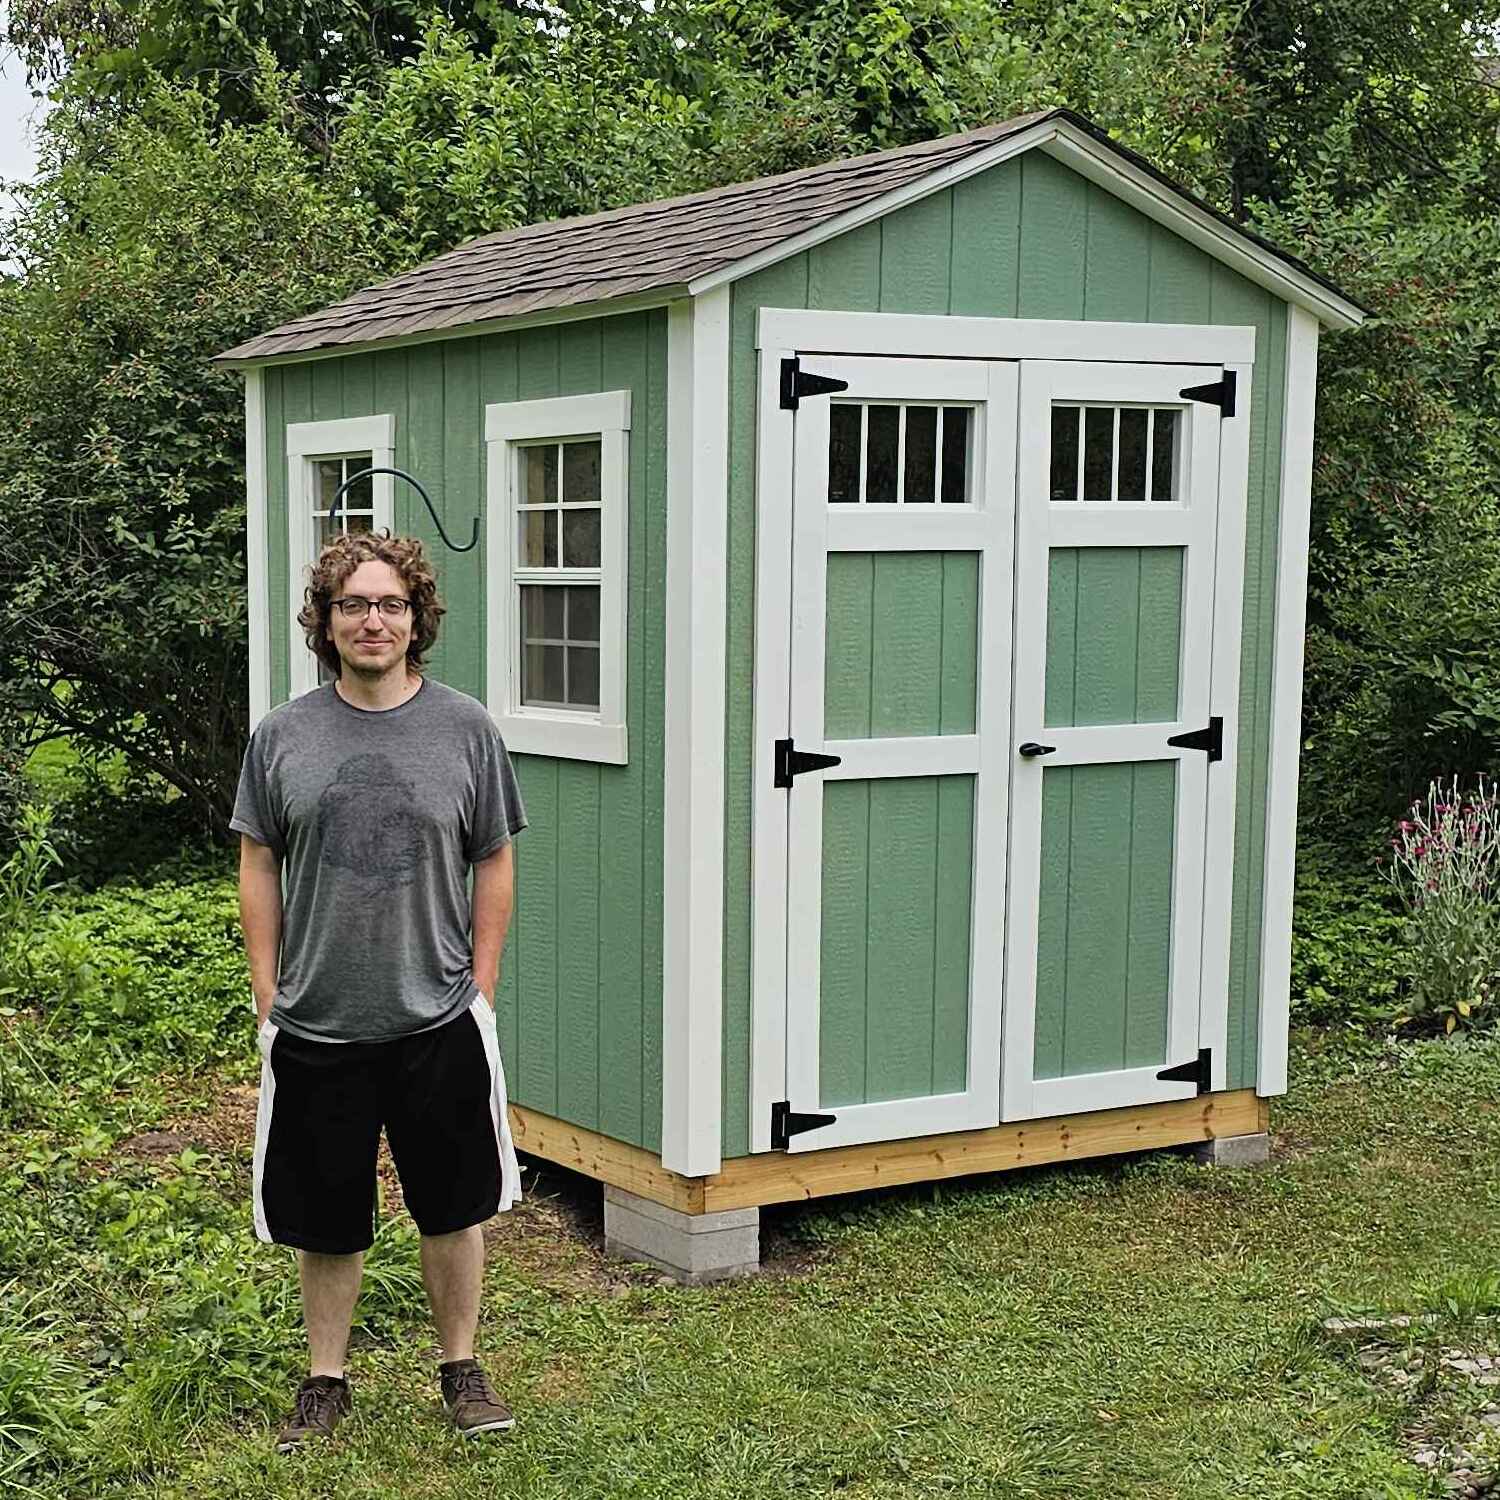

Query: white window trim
left=285, top=414, right=396, bottom=700
left=483, top=391, right=631, bottom=763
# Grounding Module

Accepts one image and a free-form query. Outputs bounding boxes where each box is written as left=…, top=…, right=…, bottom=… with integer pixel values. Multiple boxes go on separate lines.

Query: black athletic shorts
left=251, top=992, right=522, bottom=1254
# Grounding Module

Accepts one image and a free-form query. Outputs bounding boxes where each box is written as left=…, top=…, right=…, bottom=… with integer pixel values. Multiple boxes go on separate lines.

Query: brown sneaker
left=439, top=1358, right=515, bottom=1437
left=274, top=1374, right=352, bottom=1452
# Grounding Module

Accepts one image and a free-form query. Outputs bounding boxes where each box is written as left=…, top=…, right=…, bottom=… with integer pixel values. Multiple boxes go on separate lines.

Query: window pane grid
left=1049, top=404, right=1181, bottom=503
left=827, top=402, right=972, bottom=505
left=514, top=436, right=606, bottom=714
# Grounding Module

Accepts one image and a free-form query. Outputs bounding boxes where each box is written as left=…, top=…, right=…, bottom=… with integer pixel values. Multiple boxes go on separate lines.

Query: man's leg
left=300, top=1248, right=365, bottom=1378
left=419, top=1225, right=484, bottom=1362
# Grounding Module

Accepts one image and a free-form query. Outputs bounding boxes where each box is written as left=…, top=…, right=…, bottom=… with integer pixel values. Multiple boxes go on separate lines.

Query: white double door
left=751, top=346, right=1246, bottom=1153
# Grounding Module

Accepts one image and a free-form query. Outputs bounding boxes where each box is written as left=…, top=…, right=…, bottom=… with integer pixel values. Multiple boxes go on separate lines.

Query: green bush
left=1289, top=859, right=1407, bottom=1027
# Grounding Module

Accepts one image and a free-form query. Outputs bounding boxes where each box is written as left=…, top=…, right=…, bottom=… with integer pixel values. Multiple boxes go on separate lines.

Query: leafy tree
left=0, top=68, right=380, bottom=839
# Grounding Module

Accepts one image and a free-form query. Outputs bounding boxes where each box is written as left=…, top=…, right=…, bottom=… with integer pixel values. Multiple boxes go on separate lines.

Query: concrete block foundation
left=602, top=1186, right=760, bottom=1284
left=1194, top=1131, right=1271, bottom=1167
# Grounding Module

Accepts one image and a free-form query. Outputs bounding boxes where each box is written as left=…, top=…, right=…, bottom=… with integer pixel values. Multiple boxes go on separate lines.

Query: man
left=232, top=530, right=528, bottom=1453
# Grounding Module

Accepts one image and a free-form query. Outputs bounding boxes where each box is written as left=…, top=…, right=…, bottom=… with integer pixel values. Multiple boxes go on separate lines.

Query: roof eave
left=212, top=284, right=692, bottom=370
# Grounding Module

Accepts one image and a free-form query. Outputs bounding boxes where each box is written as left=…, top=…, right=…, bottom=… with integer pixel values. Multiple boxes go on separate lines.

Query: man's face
left=327, top=560, right=414, bottom=681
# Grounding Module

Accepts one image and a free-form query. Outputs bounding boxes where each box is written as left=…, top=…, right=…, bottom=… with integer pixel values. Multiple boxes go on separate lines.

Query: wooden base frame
left=511, top=1090, right=1268, bottom=1216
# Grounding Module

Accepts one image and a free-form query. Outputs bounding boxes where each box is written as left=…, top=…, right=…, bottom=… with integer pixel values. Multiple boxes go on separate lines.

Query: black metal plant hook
left=329, top=466, right=479, bottom=553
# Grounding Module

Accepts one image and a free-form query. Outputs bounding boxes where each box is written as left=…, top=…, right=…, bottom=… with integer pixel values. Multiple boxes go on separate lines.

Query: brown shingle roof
left=217, top=111, right=1058, bottom=362
left=217, top=106, right=1366, bottom=362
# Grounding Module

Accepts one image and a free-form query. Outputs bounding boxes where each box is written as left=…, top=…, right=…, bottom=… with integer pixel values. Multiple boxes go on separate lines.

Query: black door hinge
left=775, top=737, right=843, bottom=788
left=1178, top=371, right=1236, bottom=417
left=1167, top=716, right=1223, bottom=762
left=780, top=356, right=850, bottom=410
left=1156, top=1047, right=1212, bottom=1094
left=771, top=1100, right=837, bottom=1150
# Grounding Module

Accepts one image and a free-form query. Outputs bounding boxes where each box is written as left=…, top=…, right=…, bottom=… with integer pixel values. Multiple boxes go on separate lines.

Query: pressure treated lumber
left=510, top=1090, right=1268, bottom=1216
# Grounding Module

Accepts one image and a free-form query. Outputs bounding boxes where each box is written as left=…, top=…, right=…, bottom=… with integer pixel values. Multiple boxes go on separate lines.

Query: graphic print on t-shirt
left=317, top=752, right=433, bottom=888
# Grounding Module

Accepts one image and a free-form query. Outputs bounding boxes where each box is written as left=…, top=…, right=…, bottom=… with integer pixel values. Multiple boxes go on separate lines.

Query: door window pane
left=1116, top=408, right=1149, bottom=501
left=940, top=408, right=969, bottom=504
left=1082, top=408, right=1114, bottom=501
left=828, top=404, right=862, bottom=503
left=1050, top=407, right=1080, bottom=502
left=1151, top=410, right=1178, bottom=501
left=903, top=406, right=937, bottom=503
left=865, top=405, right=899, bottom=503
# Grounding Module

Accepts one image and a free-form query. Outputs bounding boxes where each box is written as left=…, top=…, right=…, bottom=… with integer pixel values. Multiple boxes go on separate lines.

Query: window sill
left=495, top=711, right=627, bottom=765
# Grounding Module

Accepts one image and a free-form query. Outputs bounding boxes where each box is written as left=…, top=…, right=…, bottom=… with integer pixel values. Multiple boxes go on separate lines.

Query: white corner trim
left=757, top=307, right=1257, bottom=366
left=661, top=290, right=729, bottom=1177
left=245, top=370, right=271, bottom=732
left=691, top=118, right=1364, bottom=332
left=484, top=390, right=632, bottom=443
left=482, top=391, right=631, bottom=765
left=1258, top=305, right=1321, bottom=1097
left=285, top=415, right=396, bottom=700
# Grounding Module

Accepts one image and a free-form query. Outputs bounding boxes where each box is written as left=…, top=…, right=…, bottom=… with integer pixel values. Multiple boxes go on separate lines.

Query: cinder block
left=1193, top=1132, right=1271, bottom=1167
left=603, top=1186, right=760, bottom=1284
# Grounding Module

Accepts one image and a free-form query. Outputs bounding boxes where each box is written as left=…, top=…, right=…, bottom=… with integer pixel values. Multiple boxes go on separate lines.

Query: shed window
left=828, top=402, right=972, bottom=505
left=1048, top=404, right=1181, bottom=504
left=284, top=415, right=396, bottom=700
left=485, top=391, right=631, bottom=764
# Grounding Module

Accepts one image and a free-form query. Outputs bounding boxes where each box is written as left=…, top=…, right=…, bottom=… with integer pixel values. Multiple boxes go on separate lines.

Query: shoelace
left=295, top=1382, right=343, bottom=1427
left=449, top=1366, right=497, bottom=1405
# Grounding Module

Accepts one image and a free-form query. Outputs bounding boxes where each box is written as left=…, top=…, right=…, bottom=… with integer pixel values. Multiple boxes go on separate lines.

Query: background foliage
left=3, top=0, right=1500, bottom=855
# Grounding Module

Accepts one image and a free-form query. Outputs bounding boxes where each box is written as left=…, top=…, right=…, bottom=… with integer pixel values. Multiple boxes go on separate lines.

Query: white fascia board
left=245, top=369, right=271, bottom=732
left=484, top=390, right=631, bottom=442
left=660, top=289, right=729, bottom=1178
left=216, top=288, right=686, bottom=372
left=1258, top=304, right=1320, bottom=1097
left=758, top=307, right=1256, bottom=366
left=691, top=120, right=1364, bottom=334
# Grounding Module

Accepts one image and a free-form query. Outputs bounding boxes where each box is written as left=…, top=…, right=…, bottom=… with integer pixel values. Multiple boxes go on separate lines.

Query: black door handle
left=1018, top=742, right=1057, bottom=758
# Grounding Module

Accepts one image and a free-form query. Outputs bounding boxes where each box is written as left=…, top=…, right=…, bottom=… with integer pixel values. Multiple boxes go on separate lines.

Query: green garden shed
left=217, top=108, right=1366, bottom=1281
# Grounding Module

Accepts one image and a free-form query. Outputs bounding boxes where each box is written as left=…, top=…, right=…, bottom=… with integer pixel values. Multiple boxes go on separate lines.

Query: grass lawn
left=7, top=1023, right=1500, bottom=1499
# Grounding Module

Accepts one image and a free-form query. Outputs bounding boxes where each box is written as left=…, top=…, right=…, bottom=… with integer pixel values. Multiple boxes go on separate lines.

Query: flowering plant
left=1386, top=777, right=1500, bottom=1033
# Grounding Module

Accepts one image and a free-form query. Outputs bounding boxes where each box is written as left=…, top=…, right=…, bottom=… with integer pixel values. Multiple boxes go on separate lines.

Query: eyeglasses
left=331, top=595, right=412, bottom=620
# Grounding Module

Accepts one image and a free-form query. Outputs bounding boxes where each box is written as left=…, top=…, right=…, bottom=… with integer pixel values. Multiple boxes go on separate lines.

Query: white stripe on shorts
left=469, top=993, right=523, bottom=1211
left=251, top=1019, right=281, bottom=1243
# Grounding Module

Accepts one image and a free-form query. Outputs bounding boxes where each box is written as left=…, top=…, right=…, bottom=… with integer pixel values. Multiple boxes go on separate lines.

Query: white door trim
left=758, top=308, right=1257, bottom=367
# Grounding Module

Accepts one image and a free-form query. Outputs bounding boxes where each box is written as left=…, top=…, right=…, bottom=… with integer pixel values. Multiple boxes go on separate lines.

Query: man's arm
left=238, top=833, right=283, bottom=1026
left=470, top=841, right=516, bottom=1009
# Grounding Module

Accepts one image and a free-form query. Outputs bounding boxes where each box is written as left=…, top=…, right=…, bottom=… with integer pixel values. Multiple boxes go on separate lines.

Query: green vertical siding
left=1044, top=548, right=1183, bottom=728
left=825, top=552, right=979, bottom=739
left=724, top=153, right=1288, bottom=1155
left=262, top=310, right=668, bottom=1150
left=820, top=775, right=976, bottom=1106
left=1034, top=762, right=1175, bottom=1078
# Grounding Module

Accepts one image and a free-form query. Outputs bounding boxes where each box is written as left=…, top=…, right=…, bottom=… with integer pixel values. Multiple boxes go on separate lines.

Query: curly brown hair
left=297, top=532, right=447, bottom=679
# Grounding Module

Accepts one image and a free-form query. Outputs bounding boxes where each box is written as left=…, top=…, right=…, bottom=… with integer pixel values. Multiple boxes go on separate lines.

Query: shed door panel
left=1002, top=361, right=1237, bottom=1122
left=783, top=355, right=1016, bottom=1152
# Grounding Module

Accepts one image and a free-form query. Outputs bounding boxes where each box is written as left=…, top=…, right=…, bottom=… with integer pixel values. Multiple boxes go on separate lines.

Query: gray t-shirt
left=229, top=677, right=528, bottom=1043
